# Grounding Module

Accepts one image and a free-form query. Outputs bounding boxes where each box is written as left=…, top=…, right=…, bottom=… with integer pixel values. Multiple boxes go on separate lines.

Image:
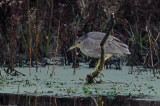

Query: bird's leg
left=103, top=55, right=111, bottom=70
left=89, top=58, right=100, bottom=77
left=105, top=55, right=111, bottom=61
left=89, top=58, right=101, bottom=77
left=92, top=59, right=101, bottom=73
left=90, top=55, right=111, bottom=76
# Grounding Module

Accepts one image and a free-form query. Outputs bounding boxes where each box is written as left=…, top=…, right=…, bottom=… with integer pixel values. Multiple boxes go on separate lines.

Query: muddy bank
left=0, top=93, right=160, bottom=106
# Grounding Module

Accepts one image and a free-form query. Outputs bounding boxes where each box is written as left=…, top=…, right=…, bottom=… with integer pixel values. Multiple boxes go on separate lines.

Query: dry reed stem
left=27, top=0, right=32, bottom=76
left=35, top=0, right=39, bottom=72
left=47, top=0, right=54, bottom=73
left=48, top=0, right=54, bottom=39
left=47, top=54, right=52, bottom=74
left=29, top=39, right=32, bottom=76
left=35, top=32, right=39, bottom=72
left=73, top=52, right=77, bottom=75
left=51, top=20, right=60, bottom=77
left=73, top=29, right=78, bottom=75
left=147, top=28, right=155, bottom=77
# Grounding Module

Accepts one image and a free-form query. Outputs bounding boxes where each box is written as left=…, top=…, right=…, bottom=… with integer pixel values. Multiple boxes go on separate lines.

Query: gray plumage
left=76, top=32, right=130, bottom=58
left=69, top=32, right=130, bottom=58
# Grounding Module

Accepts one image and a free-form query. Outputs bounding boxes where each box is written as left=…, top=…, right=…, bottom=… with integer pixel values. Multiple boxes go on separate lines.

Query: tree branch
left=86, top=13, right=116, bottom=83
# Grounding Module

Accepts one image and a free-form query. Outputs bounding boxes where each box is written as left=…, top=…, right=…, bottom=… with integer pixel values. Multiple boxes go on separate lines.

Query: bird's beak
left=67, top=43, right=79, bottom=51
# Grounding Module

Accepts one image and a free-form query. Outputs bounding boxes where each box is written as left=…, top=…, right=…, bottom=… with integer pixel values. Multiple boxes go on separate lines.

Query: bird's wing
left=83, top=32, right=130, bottom=57
left=106, top=36, right=130, bottom=54
left=89, top=34, right=130, bottom=55
left=79, top=37, right=101, bottom=57
left=87, top=32, right=105, bottom=41
left=84, top=37, right=103, bottom=57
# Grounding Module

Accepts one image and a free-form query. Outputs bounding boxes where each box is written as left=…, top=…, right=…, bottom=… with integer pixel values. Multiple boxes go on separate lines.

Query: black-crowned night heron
left=68, top=32, right=130, bottom=72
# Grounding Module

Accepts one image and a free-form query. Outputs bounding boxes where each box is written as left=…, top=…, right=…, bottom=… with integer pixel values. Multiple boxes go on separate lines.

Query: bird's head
left=68, top=34, right=88, bottom=51
left=68, top=40, right=82, bottom=51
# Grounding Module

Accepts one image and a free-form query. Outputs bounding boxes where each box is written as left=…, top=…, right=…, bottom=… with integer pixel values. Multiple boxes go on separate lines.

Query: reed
left=47, top=0, right=54, bottom=74
left=73, top=15, right=81, bottom=75
left=51, top=20, right=60, bottom=77
left=146, top=26, right=155, bottom=77
left=27, top=0, right=32, bottom=76
left=35, top=0, right=39, bottom=72
left=46, top=0, right=54, bottom=53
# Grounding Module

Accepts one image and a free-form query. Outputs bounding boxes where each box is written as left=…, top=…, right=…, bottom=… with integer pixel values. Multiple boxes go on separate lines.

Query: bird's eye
left=78, top=41, right=81, bottom=44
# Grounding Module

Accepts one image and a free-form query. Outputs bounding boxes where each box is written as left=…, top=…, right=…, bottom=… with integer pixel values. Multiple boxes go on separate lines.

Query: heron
left=68, top=31, right=130, bottom=73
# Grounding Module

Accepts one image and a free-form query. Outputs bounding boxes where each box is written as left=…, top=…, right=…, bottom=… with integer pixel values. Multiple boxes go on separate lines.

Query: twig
left=4, top=68, right=25, bottom=76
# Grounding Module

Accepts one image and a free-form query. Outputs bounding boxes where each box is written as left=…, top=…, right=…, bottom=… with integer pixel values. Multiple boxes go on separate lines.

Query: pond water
left=0, top=63, right=160, bottom=105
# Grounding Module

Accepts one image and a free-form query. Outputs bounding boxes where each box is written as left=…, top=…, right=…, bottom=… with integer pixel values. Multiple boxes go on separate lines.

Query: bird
left=68, top=31, right=130, bottom=72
